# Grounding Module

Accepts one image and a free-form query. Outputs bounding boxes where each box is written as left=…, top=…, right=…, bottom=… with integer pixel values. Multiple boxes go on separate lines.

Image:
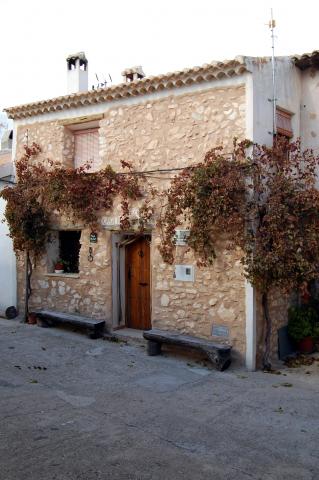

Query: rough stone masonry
left=16, top=84, right=248, bottom=362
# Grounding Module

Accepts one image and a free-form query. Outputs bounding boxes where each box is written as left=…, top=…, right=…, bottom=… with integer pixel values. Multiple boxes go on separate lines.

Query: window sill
left=45, top=273, right=80, bottom=279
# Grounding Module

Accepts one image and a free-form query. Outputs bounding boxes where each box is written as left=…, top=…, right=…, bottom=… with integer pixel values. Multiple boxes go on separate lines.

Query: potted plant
left=54, top=259, right=66, bottom=273
left=288, top=305, right=318, bottom=353
left=28, top=312, right=37, bottom=325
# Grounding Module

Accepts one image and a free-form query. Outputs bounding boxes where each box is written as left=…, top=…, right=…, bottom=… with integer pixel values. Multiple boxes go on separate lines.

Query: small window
left=276, top=108, right=293, bottom=139
left=74, top=128, right=99, bottom=171
left=59, top=231, right=81, bottom=273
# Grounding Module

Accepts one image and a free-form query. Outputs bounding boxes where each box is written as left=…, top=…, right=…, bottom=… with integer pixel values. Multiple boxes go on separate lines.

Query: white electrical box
left=174, top=229, right=190, bottom=246
left=174, top=265, right=195, bottom=282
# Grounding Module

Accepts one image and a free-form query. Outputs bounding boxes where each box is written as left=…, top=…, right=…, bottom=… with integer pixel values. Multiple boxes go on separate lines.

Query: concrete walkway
left=0, top=318, right=318, bottom=480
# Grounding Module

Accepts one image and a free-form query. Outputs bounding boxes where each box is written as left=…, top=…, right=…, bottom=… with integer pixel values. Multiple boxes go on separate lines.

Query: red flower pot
left=28, top=313, right=37, bottom=325
left=298, top=336, right=314, bottom=354
left=54, top=263, right=64, bottom=273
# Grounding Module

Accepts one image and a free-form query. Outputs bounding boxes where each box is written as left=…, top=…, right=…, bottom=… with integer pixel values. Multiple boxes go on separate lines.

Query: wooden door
left=125, top=237, right=151, bottom=330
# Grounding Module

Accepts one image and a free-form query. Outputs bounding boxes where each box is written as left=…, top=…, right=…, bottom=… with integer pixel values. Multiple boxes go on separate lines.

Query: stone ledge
left=45, top=273, right=80, bottom=279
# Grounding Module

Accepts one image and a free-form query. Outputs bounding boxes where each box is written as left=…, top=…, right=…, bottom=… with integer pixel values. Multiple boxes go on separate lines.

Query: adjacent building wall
left=248, top=58, right=305, bottom=366
left=0, top=171, right=17, bottom=316
left=247, top=56, right=302, bottom=146
left=300, top=68, right=319, bottom=152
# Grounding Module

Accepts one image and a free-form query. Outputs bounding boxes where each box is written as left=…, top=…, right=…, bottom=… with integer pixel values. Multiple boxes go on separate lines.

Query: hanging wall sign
left=90, top=232, right=98, bottom=243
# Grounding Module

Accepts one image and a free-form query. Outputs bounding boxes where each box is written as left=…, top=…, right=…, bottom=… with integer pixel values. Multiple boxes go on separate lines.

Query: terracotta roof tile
left=292, top=50, right=319, bottom=70
left=5, top=56, right=248, bottom=120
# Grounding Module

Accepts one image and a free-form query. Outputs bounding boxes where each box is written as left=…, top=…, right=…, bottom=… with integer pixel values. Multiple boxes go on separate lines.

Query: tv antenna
left=269, top=9, right=277, bottom=140
left=92, top=72, right=113, bottom=90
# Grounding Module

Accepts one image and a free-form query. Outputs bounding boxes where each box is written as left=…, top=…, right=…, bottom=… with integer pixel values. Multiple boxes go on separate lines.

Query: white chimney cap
left=66, top=52, right=88, bottom=94
left=122, top=66, right=145, bottom=82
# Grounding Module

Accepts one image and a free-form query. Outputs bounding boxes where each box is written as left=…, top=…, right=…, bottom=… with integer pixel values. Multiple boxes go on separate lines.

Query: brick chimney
left=66, top=52, right=88, bottom=94
left=122, top=66, right=145, bottom=83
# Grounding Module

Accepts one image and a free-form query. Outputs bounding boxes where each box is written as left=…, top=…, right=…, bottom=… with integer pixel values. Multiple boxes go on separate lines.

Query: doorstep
left=106, top=328, right=147, bottom=346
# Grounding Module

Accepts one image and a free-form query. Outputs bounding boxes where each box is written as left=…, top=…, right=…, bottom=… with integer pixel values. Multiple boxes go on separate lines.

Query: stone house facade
left=5, top=50, right=319, bottom=368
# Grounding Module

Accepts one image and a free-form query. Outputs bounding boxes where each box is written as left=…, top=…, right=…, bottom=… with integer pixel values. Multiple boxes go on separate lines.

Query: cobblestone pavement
left=0, top=318, right=318, bottom=480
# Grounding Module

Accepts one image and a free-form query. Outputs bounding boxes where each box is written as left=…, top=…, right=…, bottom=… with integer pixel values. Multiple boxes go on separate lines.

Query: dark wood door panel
left=126, top=237, right=151, bottom=330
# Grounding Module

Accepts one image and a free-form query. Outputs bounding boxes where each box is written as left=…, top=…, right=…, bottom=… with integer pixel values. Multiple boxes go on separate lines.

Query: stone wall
left=152, top=235, right=246, bottom=362
left=99, top=85, right=246, bottom=172
left=17, top=228, right=112, bottom=323
left=16, top=83, right=248, bottom=362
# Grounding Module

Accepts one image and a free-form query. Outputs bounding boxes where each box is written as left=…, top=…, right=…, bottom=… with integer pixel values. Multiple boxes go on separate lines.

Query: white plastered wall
left=244, top=57, right=303, bottom=369
left=244, top=70, right=256, bottom=370
left=247, top=56, right=302, bottom=145
left=0, top=185, right=17, bottom=315
left=300, top=68, right=319, bottom=150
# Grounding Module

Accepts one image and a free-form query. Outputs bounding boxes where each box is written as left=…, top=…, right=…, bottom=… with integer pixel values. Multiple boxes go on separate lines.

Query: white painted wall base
left=245, top=280, right=256, bottom=370
left=0, top=196, right=17, bottom=316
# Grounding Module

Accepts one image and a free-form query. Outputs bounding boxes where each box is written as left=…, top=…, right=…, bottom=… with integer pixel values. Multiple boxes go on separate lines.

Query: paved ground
left=0, top=318, right=319, bottom=480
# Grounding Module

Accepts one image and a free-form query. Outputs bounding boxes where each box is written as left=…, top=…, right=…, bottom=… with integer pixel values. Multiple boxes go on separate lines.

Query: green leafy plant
left=288, top=306, right=318, bottom=342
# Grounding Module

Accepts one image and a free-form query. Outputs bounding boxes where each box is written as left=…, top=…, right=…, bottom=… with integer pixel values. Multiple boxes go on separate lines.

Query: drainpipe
left=245, top=280, right=256, bottom=370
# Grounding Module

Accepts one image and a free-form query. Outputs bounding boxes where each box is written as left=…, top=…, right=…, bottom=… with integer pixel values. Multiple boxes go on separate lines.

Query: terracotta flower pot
left=28, top=313, right=37, bottom=325
left=54, top=263, right=64, bottom=273
left=298, top=336, right=314, bottom=354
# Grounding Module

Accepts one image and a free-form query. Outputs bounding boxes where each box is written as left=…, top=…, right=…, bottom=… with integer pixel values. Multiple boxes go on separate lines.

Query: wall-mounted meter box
left=174, top=229, right=190, bottom=246
left=174, top=265, right=195, bottom=282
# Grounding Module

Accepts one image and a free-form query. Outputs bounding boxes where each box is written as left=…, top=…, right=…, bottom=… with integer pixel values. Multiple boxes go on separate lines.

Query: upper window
left=74, top=128, right=99, bottom=171
left=276, top=108, right=293, bottom=139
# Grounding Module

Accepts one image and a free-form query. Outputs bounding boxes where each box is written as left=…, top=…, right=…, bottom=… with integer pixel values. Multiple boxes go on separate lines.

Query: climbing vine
left=1, top=143, right=145, bottom=259
left=1, top=143, right=146, bottom=319
left=158, top=137, right=319, bottom=368
left=158, top=140, right=250, bottom=265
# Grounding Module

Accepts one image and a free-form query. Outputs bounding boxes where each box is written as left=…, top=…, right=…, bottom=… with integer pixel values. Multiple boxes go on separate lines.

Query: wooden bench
left=143, top=329, right=231, bottom=371
left=35, top=310, right=105, bottom=339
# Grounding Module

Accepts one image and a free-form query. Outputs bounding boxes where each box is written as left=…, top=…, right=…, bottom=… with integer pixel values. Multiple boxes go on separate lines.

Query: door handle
left=139, top=282, right=148, bottom=286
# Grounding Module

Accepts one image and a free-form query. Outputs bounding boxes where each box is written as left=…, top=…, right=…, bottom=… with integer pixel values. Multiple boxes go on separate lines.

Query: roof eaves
left=5, top=56, right=248, bottom=120
left=292, top=50, right=319, bottom=70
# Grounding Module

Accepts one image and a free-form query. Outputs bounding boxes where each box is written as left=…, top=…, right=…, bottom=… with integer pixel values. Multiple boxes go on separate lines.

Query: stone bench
left=35, top=310, right=105, bottom=339
left=143, top=329, right=231, bottom=371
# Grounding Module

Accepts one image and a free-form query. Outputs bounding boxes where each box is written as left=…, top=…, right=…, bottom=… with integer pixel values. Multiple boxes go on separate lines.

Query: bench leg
left=147, top=340, right=162, bottom=356
left=37, top=318, right=52, bottom=328
left=87, top=326, right=104, bottom=339
left=206, top=351, right=231, bottom=372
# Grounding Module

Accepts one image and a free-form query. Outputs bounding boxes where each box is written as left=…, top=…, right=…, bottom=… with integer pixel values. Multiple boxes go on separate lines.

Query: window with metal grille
left=276, top=108, right=293, bottom=138
left=74, top=128, right=99, bottom=170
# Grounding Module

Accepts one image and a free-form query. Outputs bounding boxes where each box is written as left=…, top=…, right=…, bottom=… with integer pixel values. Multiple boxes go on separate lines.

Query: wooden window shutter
left=276, top=108, right=293, bottom=138
left=74, top=129, right=99, bottom=170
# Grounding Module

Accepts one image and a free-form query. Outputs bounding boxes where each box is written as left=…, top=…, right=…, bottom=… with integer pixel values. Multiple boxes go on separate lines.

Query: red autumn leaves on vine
left=1, top=143, right=144, bottom=258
